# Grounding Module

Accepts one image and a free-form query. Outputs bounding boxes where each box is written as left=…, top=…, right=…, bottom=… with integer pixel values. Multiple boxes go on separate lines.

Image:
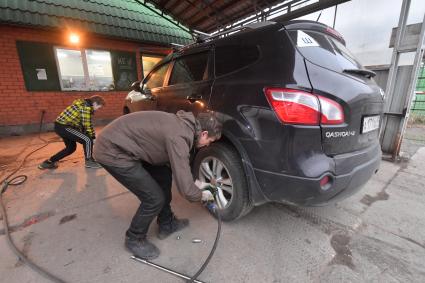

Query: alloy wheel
left=198, top=157, right=234, bottom=209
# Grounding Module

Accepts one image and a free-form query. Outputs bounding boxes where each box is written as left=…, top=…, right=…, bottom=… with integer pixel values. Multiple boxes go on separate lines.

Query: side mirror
left=127, top=89, right=155, bottom=102
left=143, top=89, right=156, bottom=101
left=132, top=78, right=155, bottom=101
left=130, top=81, right=142, bottom=92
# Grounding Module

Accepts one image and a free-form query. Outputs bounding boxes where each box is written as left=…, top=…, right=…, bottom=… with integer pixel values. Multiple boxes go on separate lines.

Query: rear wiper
left=343, top=68, right=376, bottom=78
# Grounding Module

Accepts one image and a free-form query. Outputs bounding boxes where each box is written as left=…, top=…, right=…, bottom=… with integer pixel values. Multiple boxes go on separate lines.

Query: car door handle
left=186, top=95, right=202, bottom=103
left=147, top=95, right=156, bottom=101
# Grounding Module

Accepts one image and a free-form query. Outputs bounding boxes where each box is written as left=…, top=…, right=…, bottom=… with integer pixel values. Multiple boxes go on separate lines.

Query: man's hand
left=195, top=179, right=210, bottom=190
left=201, top=190, right=214, bottom=202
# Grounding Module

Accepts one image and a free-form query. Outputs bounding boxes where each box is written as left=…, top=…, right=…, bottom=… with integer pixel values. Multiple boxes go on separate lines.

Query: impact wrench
left=131, top=185, right=222, bottom=283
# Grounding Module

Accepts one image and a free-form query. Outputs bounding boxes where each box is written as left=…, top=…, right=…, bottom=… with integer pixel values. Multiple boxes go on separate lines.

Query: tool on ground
left=132, top=184, right=222, bottom=283
left=131, top=256, right=206, bottom=283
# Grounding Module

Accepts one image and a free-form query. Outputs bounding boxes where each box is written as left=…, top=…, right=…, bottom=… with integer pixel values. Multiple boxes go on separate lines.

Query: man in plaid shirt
left=38, top=95, right=105, bottom=169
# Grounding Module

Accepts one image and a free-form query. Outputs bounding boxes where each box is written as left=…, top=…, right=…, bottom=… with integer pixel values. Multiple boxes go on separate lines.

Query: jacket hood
left=176, top=110, right=201, bottom=136
left=73, top=98, right=92, bottom=107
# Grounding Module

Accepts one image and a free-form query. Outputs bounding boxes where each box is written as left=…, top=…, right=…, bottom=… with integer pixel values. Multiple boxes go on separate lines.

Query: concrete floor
left=1, top=128, right=425, bottom=283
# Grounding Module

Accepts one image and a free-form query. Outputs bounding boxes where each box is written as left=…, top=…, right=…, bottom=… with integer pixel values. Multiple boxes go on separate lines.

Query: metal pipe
left=380, top=0, right=411, bottom=147
left=39, top=110, right=45, bottom=133
left=130, top=256, right=206, bottom=283
left=193, top=30, right=211, bottom=37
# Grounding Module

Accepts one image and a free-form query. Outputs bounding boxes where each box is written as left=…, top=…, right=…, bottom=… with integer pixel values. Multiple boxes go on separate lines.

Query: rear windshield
left=288, top=30, right=363, bottom=72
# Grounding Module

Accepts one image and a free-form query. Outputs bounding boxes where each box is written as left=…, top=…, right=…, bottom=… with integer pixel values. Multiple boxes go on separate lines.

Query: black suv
left=123, top=21, right=383, bottom=221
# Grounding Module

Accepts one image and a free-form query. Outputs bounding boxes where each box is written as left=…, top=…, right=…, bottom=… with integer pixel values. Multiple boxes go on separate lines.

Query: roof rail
left=207, top=21, right=276, bottom=42
left=175, top=21, right=276, bottom=52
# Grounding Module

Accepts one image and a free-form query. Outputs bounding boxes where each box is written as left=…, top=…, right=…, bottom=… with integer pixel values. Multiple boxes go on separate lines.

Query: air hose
left=1, top=141, right=66, bottom=283
left=1, top=108, right=65, bottom=282
left=188, top=200, right=222, bottom=282
left=132, top=187, right=223, bottom=283
left=2, top=110, right=221, bottom=282
left=2, top=145, right=222, bottom=283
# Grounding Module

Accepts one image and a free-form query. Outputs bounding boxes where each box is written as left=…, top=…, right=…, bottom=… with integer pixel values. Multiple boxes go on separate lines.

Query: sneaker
left=157, top=215, right=189, bottom=240
left=85, top=158, right=102, bottom=169
left=125, top=237, right=160, bottom=260
left=38, top=160, right=58, bottom=170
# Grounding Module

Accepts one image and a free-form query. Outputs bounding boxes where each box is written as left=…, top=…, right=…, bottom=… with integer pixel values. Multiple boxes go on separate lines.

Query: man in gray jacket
left=93, top=110, right=222, bottom=259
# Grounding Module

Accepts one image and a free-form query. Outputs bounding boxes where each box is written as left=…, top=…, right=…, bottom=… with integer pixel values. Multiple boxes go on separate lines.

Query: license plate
left=362, top=115, right=380, bottom=133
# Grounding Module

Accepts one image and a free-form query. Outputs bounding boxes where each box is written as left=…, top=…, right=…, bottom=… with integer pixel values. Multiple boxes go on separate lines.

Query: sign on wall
left=111, top=51, right=138, bottom=91
left=16, top=41, right=61, bottom=91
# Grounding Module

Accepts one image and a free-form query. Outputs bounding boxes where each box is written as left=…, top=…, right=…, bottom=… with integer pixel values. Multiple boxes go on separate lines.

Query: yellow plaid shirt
left=56, top=99, right=96, bottom=139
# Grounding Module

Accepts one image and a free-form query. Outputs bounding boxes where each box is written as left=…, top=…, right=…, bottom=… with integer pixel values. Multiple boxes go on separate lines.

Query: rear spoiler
left=283, top=20, right=346, bottom=45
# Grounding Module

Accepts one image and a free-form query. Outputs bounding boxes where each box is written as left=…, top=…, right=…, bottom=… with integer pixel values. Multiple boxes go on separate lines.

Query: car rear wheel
left=193, top=143, right=253, bottom=221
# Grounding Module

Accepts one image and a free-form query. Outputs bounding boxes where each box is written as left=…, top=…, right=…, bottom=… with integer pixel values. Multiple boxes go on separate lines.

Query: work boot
left=157, top=215, right=189, bottom=240
left=38, top=160, right=58, bottom=170
left=125, top=236, right=160, bottom=260
left=85, top=158, right=102, bottom=169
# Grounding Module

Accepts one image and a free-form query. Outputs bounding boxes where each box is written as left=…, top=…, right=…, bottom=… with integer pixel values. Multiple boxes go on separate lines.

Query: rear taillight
left=264, top=88, right=320, bottom=125
left=264, top=88, right=344, bottom=125
left=318, top=96, right=345, bottom=124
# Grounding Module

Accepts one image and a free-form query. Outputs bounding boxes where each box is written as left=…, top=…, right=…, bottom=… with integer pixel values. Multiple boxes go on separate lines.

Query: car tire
left=193, top=142, right=253, bottom=221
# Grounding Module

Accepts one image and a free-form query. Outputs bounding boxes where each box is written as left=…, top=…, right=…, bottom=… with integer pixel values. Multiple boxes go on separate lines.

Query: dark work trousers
left=101, top=161, right=173, bottom=240
left=50, top=122, right=93, bottom=162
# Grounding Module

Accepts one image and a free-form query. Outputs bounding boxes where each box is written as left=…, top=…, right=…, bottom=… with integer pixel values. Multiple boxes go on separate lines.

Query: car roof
left=155, top=19, right=346, bottom=67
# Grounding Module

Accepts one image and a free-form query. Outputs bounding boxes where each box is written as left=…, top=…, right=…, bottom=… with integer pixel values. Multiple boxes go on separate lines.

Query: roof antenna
left=170, top=43, right=184, bottom=51
left=316, top=10, right=323, bottom=22
left=333, top=5, right=338, bottom=28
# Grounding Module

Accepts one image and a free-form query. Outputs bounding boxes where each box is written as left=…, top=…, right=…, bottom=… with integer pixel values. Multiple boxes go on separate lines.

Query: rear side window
left=169, top=52, right=209, bottom=85
left=288, top=30, right=363, bottom=72
left=215, top=45, right=260, bottom=76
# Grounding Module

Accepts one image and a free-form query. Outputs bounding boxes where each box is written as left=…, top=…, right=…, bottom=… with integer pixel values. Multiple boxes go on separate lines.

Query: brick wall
left=0, top=25, right=162, bottom=134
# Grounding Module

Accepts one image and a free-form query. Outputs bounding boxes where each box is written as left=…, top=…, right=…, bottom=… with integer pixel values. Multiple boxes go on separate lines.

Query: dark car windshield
left=288, top=30, right=363, bottom=73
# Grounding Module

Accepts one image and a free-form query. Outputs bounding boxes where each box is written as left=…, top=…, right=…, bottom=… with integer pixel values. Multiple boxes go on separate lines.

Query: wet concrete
left=329, top=233, right=354, bottom=269
left=15, top=232, right=35, bottom=267
left=360, top=190, right=389, bottom=206
left=0, top=128, right=425, bottom=282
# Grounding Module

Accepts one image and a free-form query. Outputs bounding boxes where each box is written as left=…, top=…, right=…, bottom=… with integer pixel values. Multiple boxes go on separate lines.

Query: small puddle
left=329, top=233, right=355, bottom=269
left=59, top=214, right=77, bottom=225
left=360, top=191, right=389, bottom=206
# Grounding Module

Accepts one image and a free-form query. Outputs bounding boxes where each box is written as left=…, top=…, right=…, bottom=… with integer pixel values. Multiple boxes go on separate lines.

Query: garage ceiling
left=144, top=0, right=351, bottom=34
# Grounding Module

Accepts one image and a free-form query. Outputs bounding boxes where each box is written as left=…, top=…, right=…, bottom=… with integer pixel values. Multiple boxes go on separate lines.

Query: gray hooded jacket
left=93, top=111, right=202, bottom=202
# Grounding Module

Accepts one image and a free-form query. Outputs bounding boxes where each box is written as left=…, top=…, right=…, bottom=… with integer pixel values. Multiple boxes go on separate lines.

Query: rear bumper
left=254, top=143, right=381, bottom=206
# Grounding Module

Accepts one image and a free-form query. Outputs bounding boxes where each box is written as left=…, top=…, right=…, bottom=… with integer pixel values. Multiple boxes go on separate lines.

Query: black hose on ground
left=188, top=202, right=222, bottom=282
left=1, top=177, right=65, bottom=283
left=1, top=110, right=221, bottom=283
left=0, top=112, right=65, bottom=282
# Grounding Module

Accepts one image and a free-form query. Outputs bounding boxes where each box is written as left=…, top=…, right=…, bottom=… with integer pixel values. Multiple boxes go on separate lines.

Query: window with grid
left=55, top=48, right=114, bottom=91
